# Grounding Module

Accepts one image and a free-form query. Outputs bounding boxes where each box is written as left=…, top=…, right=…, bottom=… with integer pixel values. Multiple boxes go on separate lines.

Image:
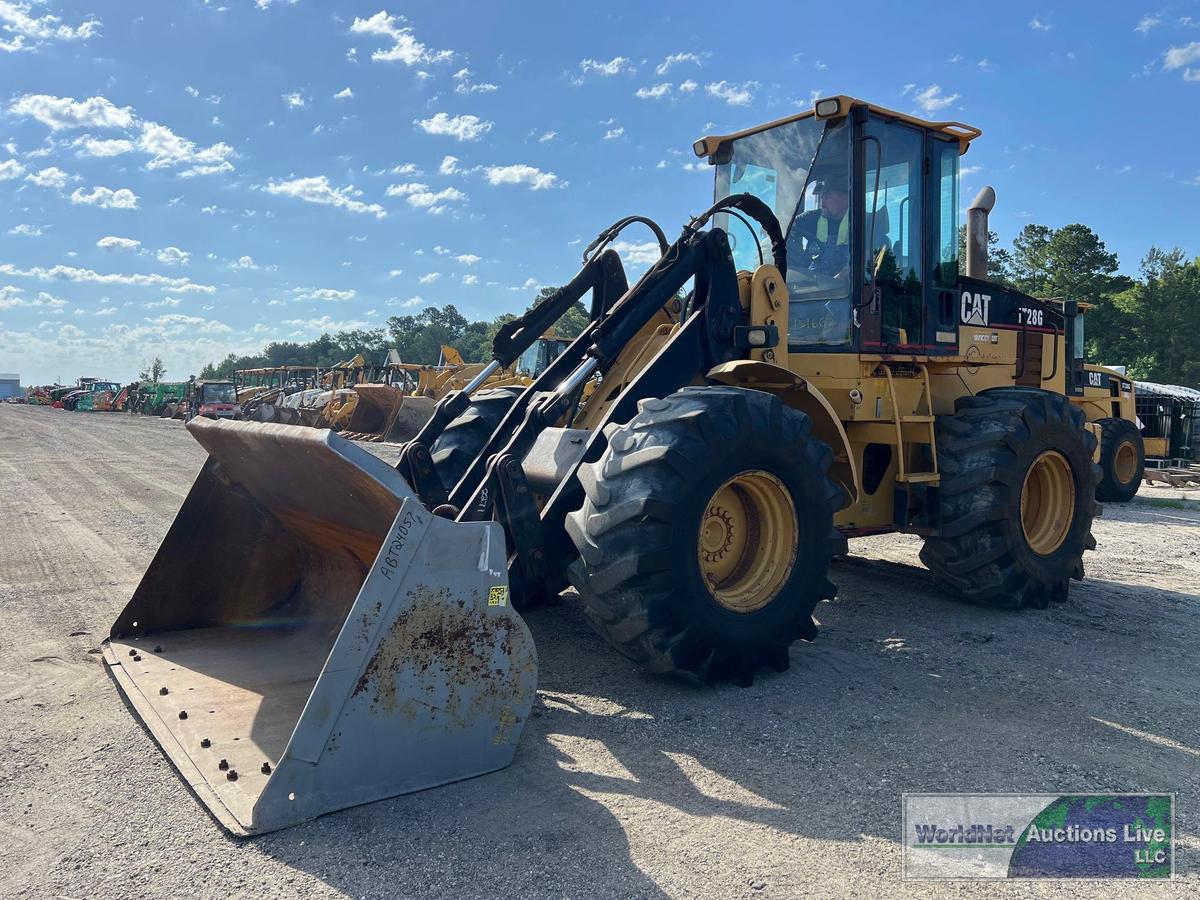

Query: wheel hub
left=1020, top=450, right=1076, bottom=556
left=1114, top=439, right=1138, bottom=484
left=697, top=470, right=799, bottom=613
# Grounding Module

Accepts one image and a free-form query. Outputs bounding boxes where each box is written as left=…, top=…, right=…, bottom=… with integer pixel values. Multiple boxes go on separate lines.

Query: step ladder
left=878, top=364, right=939, bottom=528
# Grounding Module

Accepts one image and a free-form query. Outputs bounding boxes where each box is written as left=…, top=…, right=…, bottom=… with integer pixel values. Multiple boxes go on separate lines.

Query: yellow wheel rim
left=1113, top=440, right=1138, bottom=484
left=697, top=470, right=798, bottom=613
left=1020, top=451, right=1075, bottom=556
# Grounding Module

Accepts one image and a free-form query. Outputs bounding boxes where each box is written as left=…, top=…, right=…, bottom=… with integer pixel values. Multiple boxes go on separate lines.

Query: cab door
left=858, top=117, right=926, bottom=352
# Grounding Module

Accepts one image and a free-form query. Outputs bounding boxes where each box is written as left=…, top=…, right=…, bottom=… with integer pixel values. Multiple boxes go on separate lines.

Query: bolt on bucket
left=102, top=418, right=536, bottom=835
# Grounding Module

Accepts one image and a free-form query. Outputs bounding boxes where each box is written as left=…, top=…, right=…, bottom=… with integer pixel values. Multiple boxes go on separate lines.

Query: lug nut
left=200, top=738, right=211, bottom=748
left=218, top=759, right=229, bottom=771
left=159, top=687, right=169, bottom=696
left=178, top=710, right=188, bottom=720
left=226, top=770, right=238, bottom=781
left=128, top=649, right=137, bottom=657
left=153, top=646, right=162, bottom=653
left=261, top=762, right=272, bottom=775
left=132, top=654, right=141, bottom=662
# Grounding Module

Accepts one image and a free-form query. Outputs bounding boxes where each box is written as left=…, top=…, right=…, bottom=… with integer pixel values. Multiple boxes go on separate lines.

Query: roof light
left=815, top=98, right=841, bottom=117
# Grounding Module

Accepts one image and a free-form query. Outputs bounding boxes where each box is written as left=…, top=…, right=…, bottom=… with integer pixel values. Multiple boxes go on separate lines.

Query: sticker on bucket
left=902, top=793, right=1174, bottom=880
left=488, top=586, right=509, bottom=607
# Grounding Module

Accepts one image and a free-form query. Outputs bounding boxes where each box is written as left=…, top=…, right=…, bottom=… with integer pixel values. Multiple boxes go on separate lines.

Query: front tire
left=430, top=387, right=523, bottom=493
left=1096, top=417, right=1143, bottom=502
left=920, top=388, right=1099, bottom=609
left=565, top=386, right=844, bottom=685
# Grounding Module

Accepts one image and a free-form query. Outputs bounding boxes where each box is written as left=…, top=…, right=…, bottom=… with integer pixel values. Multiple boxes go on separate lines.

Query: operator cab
left=699, top=96, right=979, bottom=356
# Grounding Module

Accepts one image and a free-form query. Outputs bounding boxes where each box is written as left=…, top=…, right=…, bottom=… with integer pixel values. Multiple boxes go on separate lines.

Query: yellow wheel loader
left=106, top=98, right=1104, bottom=834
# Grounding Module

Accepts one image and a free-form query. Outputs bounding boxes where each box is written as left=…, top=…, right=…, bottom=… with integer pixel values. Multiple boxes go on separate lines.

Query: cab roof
left=692, top=94, right=982, bottom=162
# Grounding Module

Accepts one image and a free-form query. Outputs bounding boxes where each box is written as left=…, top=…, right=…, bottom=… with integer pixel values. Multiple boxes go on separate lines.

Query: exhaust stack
left=966, top=186, right=996, bottom=280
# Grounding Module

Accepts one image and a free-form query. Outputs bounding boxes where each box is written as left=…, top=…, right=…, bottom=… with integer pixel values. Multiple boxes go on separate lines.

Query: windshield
left=203, top=383, right=237, bottom=403
left=713, top=116, right=853, bottom=345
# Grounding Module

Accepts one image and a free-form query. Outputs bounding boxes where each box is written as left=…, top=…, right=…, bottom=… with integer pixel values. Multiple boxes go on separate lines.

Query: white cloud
left=7, top=223, right=42, bottom=236
left=71, top=186, right=139, bottom=209
left=905, top=84, right=960, bottom=113
left=137, top=122, right=234, bottom=176
left=455, top=253, right=480, bottom=265
left=579, top=56, right=634, bottom=77
left=656, top=52, right=702, bottom=75
left=74, top=136, right=134, bottom=157
left=959, top=165, right=983, bottom=177
left=263, top=175, right=386, bottom=218
left=0, top=2, right=100, bottom=50
left=185, top=85, right=199, bottom=98
left=538, top=130, right=556, bottom=143
left=404, top=186, right=466, bottom=213
left=391, top=296, right=423, bottom=308
left=156, top=246, right=189, bottom=266
left=1029, top=16, right=1053, bottom=31
left=635, top=83, right=672, bottom=100
left=603, top=126, right=624, bottom=140
left=439, top=154, right=460, bottom=175
left=520, top=277, right=539, bottom=290
left=96, top=235, right=140, bottom=251
left=432, top=245, right=450, bottom=255
left=0, top=287, right=68, bottom=310
left=334, top=87, right=354, bottom=100
left=706, top=80, right=758, bottom=106
left=350, top=10, right=453, bottom=65
left=679, top=79, right=698, bottom=93
left=452, top=69, right=498, bottom=94
left=610, top=240, right=663, bottom=266
left=292, top=287, right=356, bottom=302
left=483, top=164, right=560, bottom=190
left=1135, top=14, right=1162, bottom=34
left=419, top=272, right=441, bottom=283
left=415, top=112, right=492, bottom=141
left=282, top=315, right=371, bottom=333
left=388, top=268, right=404, bottom=278
left=144, top=297, right=181, bottom=308
left=282, top=91, right=306, bottom=109
left=94, top=306, right=118, bottom=316
left=0, top=158, right=24, bottom=180
left=385, top=181, right=427, bottom=196
left=389, top=162, right=421, bottom=175
left=1163, top=42, right=1200, bottom=73
left=233, top=255, right=258, bottom=269
left=8, top=94, right=133, bottom=130
left=25, top=166, right=69, bottom=188
left=151, top=313, right=231, bottom=334
left=461, top=274, right=477, bottom=285
left=0, top=262, right=213, bottom=293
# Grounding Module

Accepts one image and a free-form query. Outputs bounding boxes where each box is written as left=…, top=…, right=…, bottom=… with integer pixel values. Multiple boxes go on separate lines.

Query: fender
left=706, top=359, right=858, bottom=508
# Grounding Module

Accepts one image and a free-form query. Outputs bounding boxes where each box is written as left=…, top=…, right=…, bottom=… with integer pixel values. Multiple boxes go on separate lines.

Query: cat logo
left=960, top=291, right=991, bottom=326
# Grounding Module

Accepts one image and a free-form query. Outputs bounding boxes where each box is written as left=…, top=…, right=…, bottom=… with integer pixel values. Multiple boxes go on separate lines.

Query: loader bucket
left=102, top=418, right=536, bottom=835
left=335, top=384, right=437, bottom=444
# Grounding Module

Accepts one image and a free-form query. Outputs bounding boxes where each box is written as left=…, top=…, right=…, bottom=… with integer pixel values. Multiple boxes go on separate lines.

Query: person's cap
left=814, top=179, right=848, bottom=195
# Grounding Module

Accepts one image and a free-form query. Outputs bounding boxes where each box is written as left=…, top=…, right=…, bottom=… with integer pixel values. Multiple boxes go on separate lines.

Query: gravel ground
left=0, top=404, right=1197, bottom=900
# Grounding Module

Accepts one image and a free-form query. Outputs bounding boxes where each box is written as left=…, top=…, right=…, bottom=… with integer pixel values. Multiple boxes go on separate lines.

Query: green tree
left=1009, top=223, right=1120, bottom=303
left=139, top=356, right=167, bottom=382
left=1091, top=248, right=1200, bottom=386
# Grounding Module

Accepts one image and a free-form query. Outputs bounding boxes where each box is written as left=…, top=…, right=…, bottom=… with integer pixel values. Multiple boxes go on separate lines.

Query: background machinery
left=106, top=96, right=1108, bottom=834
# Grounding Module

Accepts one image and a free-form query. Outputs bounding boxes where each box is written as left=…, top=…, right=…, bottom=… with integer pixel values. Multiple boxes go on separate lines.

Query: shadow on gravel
left=242, top=548, right=1198, bottom=897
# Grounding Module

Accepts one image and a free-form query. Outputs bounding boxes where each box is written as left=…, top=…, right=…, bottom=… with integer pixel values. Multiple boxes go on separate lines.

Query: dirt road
left=0, top=404, right=1196, bottom=899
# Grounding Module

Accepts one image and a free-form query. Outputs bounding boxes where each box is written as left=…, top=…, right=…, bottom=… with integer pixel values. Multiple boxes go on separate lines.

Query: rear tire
left=1096, top=417, right=1143, bottom=502
left=565, top=386, right=845, bottom=685
left=430, top=387, right=523, bottom=492
left=920, top=388, right=1099, bottom=609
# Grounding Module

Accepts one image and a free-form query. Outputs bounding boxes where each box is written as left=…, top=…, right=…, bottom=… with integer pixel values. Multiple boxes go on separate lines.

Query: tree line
left=202, top=228, right=1199, bottom=388
left=199, top=287, right=590, bottom=379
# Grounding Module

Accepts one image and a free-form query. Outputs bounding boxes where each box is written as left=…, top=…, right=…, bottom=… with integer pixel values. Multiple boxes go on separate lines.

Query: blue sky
left=1, top=0, right=1198, bottom=385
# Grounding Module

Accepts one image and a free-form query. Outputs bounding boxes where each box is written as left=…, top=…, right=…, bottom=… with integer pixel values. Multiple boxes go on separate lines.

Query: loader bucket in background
left=102, top=418, right=536, bottom=835
left=335, top=383, right=410, bottom=442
